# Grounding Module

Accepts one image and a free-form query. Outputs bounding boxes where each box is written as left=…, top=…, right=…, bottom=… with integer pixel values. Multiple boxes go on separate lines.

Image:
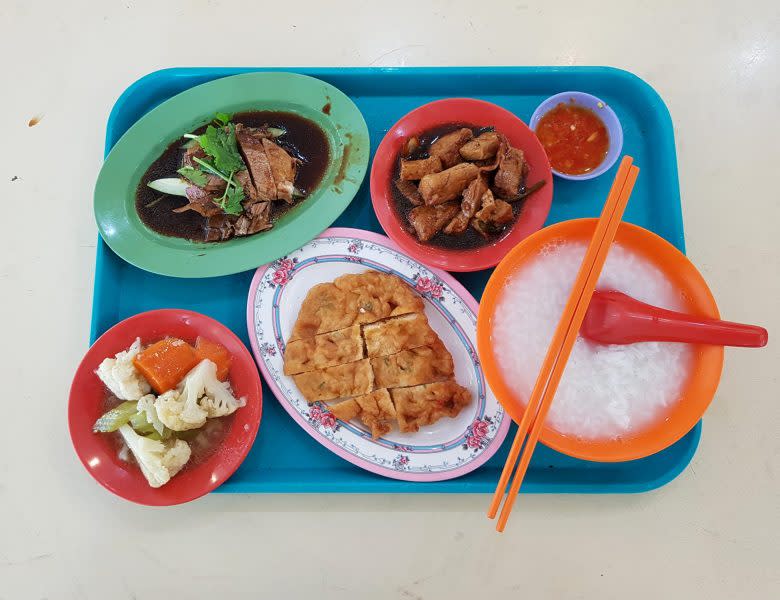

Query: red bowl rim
left=68, top=309, right=263, bottom=506
left=370, top=98, right=553, bottom=272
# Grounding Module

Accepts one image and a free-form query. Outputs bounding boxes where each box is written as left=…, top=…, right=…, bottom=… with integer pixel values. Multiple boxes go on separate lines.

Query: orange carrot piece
left=133, top=338, right=199, bottom=394
left=195, top=336, right=232, bottom=381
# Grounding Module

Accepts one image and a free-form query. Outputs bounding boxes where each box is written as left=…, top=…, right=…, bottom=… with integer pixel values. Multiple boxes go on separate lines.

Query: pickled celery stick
left=93, top=401, right=138, bottom=433
left=129, top=412, right=156, bottom=436
left=130, top=410, right=172, bottom=439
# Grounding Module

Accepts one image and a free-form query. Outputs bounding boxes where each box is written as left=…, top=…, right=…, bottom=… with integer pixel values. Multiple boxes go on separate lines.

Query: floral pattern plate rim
left=246, top=227, right=511, bottom=482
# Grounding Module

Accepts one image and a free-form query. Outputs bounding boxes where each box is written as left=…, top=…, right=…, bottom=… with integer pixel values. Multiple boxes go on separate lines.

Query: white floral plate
left=246, top=227, right=510, bottom=481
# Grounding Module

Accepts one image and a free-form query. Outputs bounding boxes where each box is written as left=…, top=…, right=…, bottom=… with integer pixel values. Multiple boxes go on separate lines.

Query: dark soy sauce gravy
left=136, top=111, right=330, bottom=242
left=390, top=122, right=528, bottom=250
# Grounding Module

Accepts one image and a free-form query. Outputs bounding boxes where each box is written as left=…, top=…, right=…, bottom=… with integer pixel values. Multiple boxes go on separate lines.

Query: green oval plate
left=94, top=72, right=370, bottom=278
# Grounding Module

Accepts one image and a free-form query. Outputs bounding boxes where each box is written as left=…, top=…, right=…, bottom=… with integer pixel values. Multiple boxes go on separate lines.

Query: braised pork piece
left=137, top=111, right=329, bottom=243
left=390, top=123, right=545, bottom=249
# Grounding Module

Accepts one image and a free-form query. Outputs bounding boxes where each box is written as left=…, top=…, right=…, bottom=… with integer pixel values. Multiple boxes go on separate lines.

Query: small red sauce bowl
left=370, top=98, right=553, bottom=272
left=68, top=309, right=263, bottom=506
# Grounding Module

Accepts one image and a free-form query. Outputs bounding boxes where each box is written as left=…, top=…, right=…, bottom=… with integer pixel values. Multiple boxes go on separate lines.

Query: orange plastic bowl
left=477, top=219, right=724, bottom=462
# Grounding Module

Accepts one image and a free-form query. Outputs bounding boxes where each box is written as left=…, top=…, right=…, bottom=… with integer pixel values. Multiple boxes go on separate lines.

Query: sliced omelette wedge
left=330, top=389, right=396, bottom=439
left=370, top=340, right=454, bottom=388
left=283, top=324, right=364, bottom=375
left=363, top=312, right=438, bottom=357
left=292, top=359, right=374, bottom=403
left=390, top=381, right=472, bottom=433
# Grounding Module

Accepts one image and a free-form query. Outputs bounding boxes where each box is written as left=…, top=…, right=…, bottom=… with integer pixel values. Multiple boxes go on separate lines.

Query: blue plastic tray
left=92, top=67, right=699, bottom=493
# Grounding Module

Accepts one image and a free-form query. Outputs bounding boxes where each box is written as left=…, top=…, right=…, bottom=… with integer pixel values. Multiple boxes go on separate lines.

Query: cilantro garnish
left=217, top=184, right=245, bottom=215
left=214, top=112, right=232, bottom=126
left=198, top=123, right=245, bottom=174
left=177, top=166, right=208, bottom=187
left=183, top=114, right=248, bottom=217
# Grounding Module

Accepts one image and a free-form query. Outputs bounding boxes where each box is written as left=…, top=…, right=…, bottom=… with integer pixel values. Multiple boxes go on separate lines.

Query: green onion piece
left=147, top=178, right=190, bottom=197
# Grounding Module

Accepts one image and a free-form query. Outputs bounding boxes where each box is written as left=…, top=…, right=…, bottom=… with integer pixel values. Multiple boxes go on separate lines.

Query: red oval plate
left=68, top=309, right=263, bottom=505
left=370, top=98, right=553, bottom=272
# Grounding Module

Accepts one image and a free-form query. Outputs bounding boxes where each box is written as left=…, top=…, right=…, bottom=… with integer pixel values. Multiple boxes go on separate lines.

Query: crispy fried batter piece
left=395, top=179, right=424, bottom=206
left=443, top=175, right=488, bottom=235
left=418, top=163, right=480, bottom=206
left=332, top=272, right=424, bottom=325
left=283, top=324, right=364, bottom=375
left=459, top=131, right=501, bottom=161
left=400, top=156, right=443, bottom=181
left=289, top=282, right=359, bottom=341
left=330, top=389, right=396, bottom=438
left=408, top=202, right=460, bottom=241
left=370, top=340, right=454, bottom=388
left=292, top=359, right=374, bottom=403
left=363, top=313, right=438, bottom=357
left=289, top=272, right=424, bottom=341
left=390, top=381, right=472, bottom=433
left=493, top=145, right=527, bottom=198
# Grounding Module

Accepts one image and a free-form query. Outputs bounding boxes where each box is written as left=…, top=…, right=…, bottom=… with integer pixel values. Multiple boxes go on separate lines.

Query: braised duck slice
left=181, top=144, right=207, bottom=169
left=233, top=169, right=258, bottom=201
left=235, top=125, right=277, bottom=201
left=204, top=215, right=236, bottom=242
left=172, top=186, right=223, bottom=218
left=261, top=138, right=298, bottom=203
left=203, top=175, right=227, bottom=195
left=234, top=202, right=272, bottom=236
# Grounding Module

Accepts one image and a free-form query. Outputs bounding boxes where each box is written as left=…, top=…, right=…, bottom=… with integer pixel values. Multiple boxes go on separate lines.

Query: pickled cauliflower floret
left=154, top=359, right=245, bottom=431
left=117, top=425, right=191, bottom=488
left=96, top=338, right=151, bottom=401
left=137, top=394, right=167, bottom=436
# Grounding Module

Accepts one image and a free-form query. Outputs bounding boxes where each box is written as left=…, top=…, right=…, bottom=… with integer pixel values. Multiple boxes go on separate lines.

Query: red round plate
left=68, top=309, right=263, bottom=506
left=370, top=98, right=553, bottom=272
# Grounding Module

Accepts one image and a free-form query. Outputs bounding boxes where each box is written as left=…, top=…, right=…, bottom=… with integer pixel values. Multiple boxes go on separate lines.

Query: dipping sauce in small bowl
left=536, top=104, right=609, bottom=175
left=530, top=92, right=623, bottom=181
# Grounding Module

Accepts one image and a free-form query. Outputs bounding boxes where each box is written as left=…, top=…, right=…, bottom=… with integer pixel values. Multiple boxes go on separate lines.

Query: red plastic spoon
left=581, top=290, right=768, bottom=347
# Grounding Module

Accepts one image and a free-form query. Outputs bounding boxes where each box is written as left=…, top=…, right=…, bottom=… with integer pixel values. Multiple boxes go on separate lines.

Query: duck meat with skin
left=203, top=215, right=237, bottom=242
left=233, top=169, right=257, bottom=201
left=140, top=111, right=330, bottom=245
left=262, top=138, right=298, bottom=203
left=234, top=201, right=272, bottom=236
left=234, top=124, right=277, bottom=201
left=172, top=186, right=223, bottom=218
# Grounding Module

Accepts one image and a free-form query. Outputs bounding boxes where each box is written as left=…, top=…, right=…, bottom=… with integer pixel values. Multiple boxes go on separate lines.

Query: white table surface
left=2, top=1, right=778, bottom=598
